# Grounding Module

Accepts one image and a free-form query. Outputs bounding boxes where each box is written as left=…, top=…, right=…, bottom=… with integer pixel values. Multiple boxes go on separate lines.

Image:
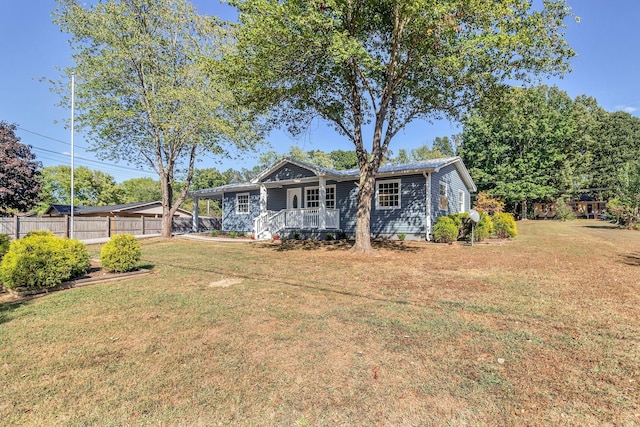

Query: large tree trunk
left=160, top=172, right=174, bottom=238
left=350, top=170, right=376, bottom=254
left=521, top=199, right=528, bottom=220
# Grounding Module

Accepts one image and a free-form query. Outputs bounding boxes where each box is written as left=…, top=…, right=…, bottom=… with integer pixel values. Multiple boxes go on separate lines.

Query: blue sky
left=1, top=1, right=639, bottom=183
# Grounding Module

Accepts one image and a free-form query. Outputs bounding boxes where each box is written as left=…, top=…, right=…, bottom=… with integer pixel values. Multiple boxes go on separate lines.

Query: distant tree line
left=459, top=85, right=640, bottom=224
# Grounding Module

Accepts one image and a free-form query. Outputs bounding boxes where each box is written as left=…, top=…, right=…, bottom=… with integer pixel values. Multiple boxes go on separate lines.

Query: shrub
left=229, top=231, right=237, bottom=238
left=0, top=234, right=9, bottom=261
left=397, top=232, right=406, bottom=241
left=449, top=212, right=471, bottom=240
left=473, top=212, right=493, bottom=242
left=210, top=230, right=219, bottom=237
left=473, top=191, right=505, bottom=215
left=555, top=198, right=576, bottom=221
left=292, top=231, right=301, bottom=240
left=433, top=216, right=459, bottom=243
left=100, top=233, right=141, bottom=273
left=326, top=232, right=334, bottom=241
left=0, top=234, right=90, bottom=290
left=492, top=213, right=518, bottom=239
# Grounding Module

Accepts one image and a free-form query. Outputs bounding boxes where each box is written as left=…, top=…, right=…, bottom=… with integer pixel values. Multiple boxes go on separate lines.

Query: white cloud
left=615, top=105, right=637, bottom=114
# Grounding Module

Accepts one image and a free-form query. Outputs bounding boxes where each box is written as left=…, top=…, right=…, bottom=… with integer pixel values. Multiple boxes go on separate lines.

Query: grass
left=1, top=220, right=639, bottom=425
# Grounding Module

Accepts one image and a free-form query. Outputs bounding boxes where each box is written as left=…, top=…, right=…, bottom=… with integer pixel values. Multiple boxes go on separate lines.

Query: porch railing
left=254, top=208, right=340, bottom=238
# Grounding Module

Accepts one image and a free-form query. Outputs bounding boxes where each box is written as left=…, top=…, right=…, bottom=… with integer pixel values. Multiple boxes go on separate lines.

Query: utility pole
left=70, top=73, right=75, bottom=239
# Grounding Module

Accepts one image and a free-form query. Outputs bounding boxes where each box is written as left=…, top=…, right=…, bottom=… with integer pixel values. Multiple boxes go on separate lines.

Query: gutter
left=423, top=171, right=431, bottom=241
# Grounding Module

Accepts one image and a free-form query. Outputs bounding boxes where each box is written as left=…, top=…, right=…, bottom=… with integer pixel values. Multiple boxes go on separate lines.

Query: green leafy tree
left=433, top=136, right=455, bottom=157
left=588, top=111, right=640, bottom=200
left=329, top=150, right=358, bottom=170
left=116, top=177, right=162, bottom=204
left=0, top=122, right=42, bottom=215
left=35, top=165, right=121, bottom=212
left=53, top=0, right=261, bottom=237
left=607, top=162, right=640, bottom=228
left=227, top=0, right=574, bottom=253
left=460, top=86, right=576, bottom=218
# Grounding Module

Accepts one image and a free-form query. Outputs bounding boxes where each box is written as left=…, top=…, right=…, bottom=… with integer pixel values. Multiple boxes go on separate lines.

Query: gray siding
left=336, top=181, right=359, bottom=232
left=336, top=175, right=427, bottom=237
left=222, top=190, right=260, bottom=232
left=431, top=163, right=471, bottom=220
left=262, top=164, right=317, bottom=182
left=371, top=175, right=426, bottom=237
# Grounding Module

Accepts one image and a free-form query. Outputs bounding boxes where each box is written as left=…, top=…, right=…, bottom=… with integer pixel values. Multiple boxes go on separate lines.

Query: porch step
left=256, top=230, right=272, bottom=241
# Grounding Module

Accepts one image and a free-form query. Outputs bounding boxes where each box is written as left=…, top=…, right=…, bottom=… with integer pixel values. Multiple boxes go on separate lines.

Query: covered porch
left=254, top=207, right=340, bottom=239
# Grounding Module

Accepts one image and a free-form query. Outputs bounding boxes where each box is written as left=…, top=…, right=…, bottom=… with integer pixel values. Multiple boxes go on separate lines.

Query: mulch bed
left=0, top=260, right=151, bottom=302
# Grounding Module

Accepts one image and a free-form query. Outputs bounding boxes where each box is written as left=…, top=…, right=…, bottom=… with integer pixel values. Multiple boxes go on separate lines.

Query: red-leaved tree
left=0, top=122, right=42, bottom=215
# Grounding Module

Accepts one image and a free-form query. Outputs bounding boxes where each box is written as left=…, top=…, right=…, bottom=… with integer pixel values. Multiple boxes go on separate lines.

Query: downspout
left=423, top=171, right=431, bottom=241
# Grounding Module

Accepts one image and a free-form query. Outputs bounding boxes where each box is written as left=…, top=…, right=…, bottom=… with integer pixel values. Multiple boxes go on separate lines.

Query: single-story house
left=533, top=196, right=607, bottom=220
left=43, top=201, right=192, bottom=218
left=189, top=156, right=476, bottom=241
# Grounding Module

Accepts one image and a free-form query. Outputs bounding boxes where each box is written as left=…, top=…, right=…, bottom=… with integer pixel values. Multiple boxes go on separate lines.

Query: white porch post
left=192, top=196, right=199, bottom=232
left=260, top=184, right=267, bottom=213
left=319, top=177, right=326, bottom=230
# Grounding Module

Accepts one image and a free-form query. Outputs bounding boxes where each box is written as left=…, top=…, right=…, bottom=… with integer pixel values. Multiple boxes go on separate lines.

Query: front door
left=286, top=188, right=303, bottom=228
left=287, top=188, right=302, bottom=210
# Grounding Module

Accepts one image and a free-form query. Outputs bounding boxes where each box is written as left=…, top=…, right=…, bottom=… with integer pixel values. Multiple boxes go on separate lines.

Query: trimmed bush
left=492, top=213, right=518, bottom=239
left=433, top=216, right=459, bottom=243
left=397, top=233, right=406, bottom=241
left=473, top=213, right=493, bottom=242
left=100, top=233, right=141, bottom=273
left=0, top=234, right=90, bottom=290
left=449, top=212, right=471, bottom=240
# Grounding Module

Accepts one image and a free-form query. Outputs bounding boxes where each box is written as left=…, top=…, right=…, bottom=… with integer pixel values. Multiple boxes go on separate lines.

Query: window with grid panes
left=376, top=180, right=400, bottom=209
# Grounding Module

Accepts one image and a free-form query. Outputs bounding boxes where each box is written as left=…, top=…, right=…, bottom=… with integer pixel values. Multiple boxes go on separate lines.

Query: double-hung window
left=305, top=187, right=319, bottom=208
left=326, top=186, right=336, bottom=209
left=376, top=179, right=401, bottom=209
left=458, top=190, right=465, bottom=213
left=236, top=193, right=250, bottom=214
left=305, top=185, right=336, bottom=209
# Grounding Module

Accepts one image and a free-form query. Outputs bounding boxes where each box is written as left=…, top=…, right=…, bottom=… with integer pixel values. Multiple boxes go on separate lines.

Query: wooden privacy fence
left=0, top=216, right=221, bottom=240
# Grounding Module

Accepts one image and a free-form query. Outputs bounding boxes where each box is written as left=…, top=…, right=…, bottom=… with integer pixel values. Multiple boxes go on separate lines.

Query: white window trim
left=376, top=179, right=401, bottom=210
left=458, top=190, right=465, bottom=213
left=439, top=182, right=448, bottom=211
left=304, top=185, right=336, bottom=209
left=236, top=192, right=250, bottom=215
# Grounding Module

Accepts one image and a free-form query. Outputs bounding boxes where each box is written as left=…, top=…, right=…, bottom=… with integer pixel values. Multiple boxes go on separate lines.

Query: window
left=305, top=187, right=319, bottom=208
left=305, top=185, right=336, bottom=209
left=439, top=182, right=448, bottom=211
left=458, top=190, right=465, bottom=213
left=376, top=179, right=401, bottom=209
left=236, top=193, right=249, bottom=214
left=326, top=186, right=336, bottom=209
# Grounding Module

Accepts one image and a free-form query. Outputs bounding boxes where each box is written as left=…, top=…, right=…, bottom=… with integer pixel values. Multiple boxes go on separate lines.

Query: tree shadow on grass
left=619, top=253, right=640, bottom=266
left=0, top=296, right=32, bottom=326
left=267, top=238, right=420, bottom=253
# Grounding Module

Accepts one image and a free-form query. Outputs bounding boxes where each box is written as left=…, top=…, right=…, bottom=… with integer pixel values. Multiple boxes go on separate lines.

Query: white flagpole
left=70, top=73, right=75, bottom=239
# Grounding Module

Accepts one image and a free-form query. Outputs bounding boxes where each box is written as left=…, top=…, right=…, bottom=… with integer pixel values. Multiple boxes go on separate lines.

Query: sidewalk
left=81, top=234, right=162, bottom=245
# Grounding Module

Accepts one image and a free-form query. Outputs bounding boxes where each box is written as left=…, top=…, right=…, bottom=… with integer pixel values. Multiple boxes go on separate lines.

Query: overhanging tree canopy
left=226, top=0, right=575, bottom=253
left=54, top=0, right=261, bottom=237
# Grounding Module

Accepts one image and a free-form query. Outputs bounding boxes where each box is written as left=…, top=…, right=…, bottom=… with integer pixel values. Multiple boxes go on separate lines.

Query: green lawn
left=1, top=220, right=639, bottom=425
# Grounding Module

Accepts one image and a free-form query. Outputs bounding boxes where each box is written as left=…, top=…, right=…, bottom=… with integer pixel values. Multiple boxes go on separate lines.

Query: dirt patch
left=209, top=278, right=243, bottom=288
